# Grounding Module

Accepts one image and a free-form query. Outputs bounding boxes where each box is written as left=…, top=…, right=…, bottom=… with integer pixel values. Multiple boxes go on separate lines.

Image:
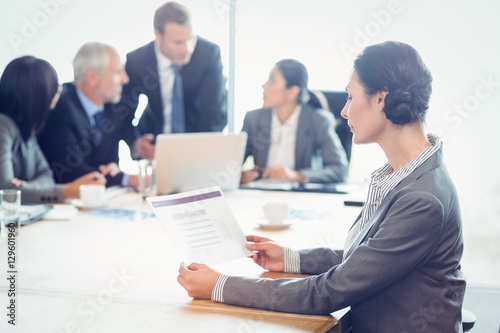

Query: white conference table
left=0, top=189, right=363, bottom=333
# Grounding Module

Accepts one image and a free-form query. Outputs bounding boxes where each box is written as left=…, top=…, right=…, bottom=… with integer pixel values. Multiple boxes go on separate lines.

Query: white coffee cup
left=262, top=202, right=290, bottom=224
left=79, top=185, right=106, bottom=207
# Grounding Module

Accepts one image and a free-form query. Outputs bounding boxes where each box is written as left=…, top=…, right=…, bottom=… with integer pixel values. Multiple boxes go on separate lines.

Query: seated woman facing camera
left=0, top=56, right=105, bottom=204
left=179, top=42, right=465, bottom=332
left=240, top=59, right=348, bottom=184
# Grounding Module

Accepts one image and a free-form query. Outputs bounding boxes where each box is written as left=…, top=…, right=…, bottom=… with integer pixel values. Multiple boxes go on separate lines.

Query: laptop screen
left=154, top=132, right=247, bottom=195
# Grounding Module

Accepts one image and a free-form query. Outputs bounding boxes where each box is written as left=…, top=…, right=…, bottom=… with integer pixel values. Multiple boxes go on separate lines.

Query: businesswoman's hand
left=177, top=262, right=220, bottom=299
left=246, top=235, right=285, bottom=272
left=10, top=178, right=27, bottom=188
left=262, top=165, right=306, bottom=183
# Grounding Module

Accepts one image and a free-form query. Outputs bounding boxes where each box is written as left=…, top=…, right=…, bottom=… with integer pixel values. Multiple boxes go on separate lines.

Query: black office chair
left=333, top=308, right=475, bottom=332
left=462, top=308, right=476, bottom=332
left=313, top=90, right=352, bottom=162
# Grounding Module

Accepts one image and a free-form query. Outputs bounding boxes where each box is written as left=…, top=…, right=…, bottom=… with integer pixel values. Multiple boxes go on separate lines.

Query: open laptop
left=154, top=132, right=247, bottom=195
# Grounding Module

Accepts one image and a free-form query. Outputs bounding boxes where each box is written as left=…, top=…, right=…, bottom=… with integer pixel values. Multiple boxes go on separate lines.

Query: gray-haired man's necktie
left=93, top=110, right=104, bottom=144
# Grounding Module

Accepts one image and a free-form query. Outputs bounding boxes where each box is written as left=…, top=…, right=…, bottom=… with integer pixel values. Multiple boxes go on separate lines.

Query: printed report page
left=147, top=186, right=253, bottom=265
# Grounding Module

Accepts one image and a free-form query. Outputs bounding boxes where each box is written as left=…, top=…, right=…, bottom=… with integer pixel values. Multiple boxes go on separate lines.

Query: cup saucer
left=70, top=199, right=106, bottom=210
left=257, top=221, right=294, bottom=230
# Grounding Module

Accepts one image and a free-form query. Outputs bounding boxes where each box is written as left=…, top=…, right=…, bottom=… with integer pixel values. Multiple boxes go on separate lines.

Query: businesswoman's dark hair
left=354, top=41, right=433, bottom=124
left=275, top=59, right=312, bottom=106
left=0, top=56, right=59, bottom=142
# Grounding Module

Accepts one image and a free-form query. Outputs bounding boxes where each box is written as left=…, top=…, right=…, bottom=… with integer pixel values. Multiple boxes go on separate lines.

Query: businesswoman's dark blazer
left=0, top=114, right=64, bottom=203
left=220, top=147, right=466, bottom=332
left=241, top=104, right=349, bottom=183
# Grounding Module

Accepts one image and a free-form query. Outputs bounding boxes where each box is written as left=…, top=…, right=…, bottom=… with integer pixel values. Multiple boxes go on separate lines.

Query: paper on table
left=42, top=205, right=78, bottom=220
left=147, top=186, right=253, bottom=265
left=88, top=208, right=155, bottom=221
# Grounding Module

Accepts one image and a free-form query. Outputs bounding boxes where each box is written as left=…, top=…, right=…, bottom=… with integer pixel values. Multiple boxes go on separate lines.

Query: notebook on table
left=154, top=132, right=247, bottom=195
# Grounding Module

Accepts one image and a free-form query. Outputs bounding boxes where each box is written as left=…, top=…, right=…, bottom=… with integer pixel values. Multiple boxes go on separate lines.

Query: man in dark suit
left=38, top=42, right=139, bottom=188
left=117, top=1, right=227, bottom=159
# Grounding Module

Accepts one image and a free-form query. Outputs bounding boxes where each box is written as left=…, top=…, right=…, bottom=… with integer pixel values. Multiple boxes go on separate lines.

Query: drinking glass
left=138, top=159, right=156, bottom=199
left=0, top=189, right=21, bottom=236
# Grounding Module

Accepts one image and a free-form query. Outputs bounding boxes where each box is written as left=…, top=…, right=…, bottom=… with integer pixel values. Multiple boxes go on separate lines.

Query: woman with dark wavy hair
left=178, top=41, right=465, bottom=332
left=0, top=56, right=105, bottom=204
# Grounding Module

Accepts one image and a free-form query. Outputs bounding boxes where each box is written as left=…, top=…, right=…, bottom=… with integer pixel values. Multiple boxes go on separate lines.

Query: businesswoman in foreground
left=0, top=56, right=105, bottom=204
left=178, top=41, right=466, bottom=332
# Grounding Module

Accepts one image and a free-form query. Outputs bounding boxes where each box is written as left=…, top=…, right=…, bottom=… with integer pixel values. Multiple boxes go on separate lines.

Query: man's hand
left=134, top=134, right=155, bottom=160
left=99, top=163, right=120, bottom=177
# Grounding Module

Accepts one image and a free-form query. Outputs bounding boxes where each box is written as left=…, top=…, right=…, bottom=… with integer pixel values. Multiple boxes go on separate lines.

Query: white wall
left=1, top=0, right=499, bottom=285
left=0, top=0, right=230, bottom=81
